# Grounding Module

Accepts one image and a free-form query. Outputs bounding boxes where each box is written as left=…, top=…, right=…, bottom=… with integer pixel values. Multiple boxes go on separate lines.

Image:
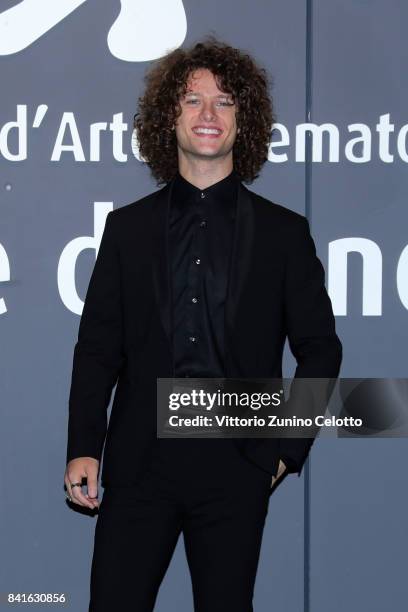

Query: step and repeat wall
left=1, top=1, right=407, bottom=610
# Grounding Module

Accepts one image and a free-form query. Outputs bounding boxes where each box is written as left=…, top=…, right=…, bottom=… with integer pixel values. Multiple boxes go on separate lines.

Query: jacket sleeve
left=278, top=216, right=342, bottom=477
left=66, top=211, right=125, bottom=464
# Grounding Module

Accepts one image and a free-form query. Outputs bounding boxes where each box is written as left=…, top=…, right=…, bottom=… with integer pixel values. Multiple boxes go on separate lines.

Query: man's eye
left=184, top=99, right=234, bottom=106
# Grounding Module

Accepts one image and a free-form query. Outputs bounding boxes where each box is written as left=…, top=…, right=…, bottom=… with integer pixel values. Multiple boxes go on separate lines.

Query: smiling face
left=174, top=68, right=238, bottom=167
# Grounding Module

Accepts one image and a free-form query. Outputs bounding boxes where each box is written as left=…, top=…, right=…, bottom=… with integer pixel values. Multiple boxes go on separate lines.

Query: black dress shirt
left=169, top=169, right=239, bottom=378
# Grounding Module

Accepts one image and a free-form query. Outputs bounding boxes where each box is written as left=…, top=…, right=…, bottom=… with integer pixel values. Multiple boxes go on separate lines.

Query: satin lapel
left=151, top=179, right=175, bottom=354
left=224, top=183, right=255, bottom=341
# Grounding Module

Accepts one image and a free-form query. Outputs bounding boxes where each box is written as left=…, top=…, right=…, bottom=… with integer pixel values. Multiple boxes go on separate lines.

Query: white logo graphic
left=328, top=238, right=408, bottom=316
left=0, top=0, right=186, bottom=61
left=58, top=202, right=113, bottom=314
left=0, top=243, right=11, bottom=315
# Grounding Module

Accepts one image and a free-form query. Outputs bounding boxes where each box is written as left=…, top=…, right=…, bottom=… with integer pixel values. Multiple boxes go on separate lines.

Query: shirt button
left=199, top=220, right=207, bottom=228
left=189, top=336, right=197, bottom=343
left=195, top=258, right=201, bottom=265
left=191, top=297, right=198, bottom=303
left=200, top=192, right=206, bottom=199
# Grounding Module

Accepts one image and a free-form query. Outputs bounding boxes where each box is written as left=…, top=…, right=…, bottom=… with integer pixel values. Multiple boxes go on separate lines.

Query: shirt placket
left=185, top=190, right=207, bottom=349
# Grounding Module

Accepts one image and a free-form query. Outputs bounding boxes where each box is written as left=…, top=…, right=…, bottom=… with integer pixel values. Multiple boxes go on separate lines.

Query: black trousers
left=89, top=439, right=274, bottom=612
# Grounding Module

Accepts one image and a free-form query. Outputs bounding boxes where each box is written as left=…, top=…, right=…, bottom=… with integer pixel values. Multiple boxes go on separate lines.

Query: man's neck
left=177, top=158, right=234, bottom=190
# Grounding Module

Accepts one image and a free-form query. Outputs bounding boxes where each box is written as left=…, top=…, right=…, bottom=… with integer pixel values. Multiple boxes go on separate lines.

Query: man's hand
left=64, top=457, right=100, bottom=509
left=270, top=459, right=287, bottom=488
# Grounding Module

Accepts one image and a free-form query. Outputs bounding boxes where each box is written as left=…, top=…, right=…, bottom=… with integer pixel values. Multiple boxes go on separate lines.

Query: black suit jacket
left=66, top=177, right=342, bottom=486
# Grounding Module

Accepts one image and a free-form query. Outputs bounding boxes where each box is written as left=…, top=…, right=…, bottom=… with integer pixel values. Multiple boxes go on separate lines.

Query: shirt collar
left=171, top=169, right=240, bottom=209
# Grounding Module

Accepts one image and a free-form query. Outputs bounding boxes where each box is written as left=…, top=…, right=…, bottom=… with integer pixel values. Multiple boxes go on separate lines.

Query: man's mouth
left=192, top=127, right=223, bottom=137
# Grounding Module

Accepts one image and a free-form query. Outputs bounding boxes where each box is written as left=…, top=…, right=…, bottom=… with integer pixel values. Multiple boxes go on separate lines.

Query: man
left=64, top=37, right=342, bottom=611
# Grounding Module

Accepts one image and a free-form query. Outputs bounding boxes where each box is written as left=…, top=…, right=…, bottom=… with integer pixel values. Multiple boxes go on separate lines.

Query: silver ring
left=66, top=493, right=72, bottom=502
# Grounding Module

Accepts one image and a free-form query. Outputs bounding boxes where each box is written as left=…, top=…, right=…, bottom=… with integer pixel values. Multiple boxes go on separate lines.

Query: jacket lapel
left=151, top=179, right=174, bottom=353
left=150, top=177, right=255, bottom=368
left=224, top=183, right=254, bottom=340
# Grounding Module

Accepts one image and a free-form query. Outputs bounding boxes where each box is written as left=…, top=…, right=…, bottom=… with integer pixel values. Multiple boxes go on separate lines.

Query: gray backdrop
left=0, top=1, right=407, bottom=610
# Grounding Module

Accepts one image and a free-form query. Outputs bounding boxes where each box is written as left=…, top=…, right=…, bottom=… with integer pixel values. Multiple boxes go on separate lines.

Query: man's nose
left=199, top=101, right=217, bottom=122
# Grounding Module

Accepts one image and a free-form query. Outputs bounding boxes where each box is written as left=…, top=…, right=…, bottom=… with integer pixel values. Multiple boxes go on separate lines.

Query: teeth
left=193, top=128, right=221, bottom=134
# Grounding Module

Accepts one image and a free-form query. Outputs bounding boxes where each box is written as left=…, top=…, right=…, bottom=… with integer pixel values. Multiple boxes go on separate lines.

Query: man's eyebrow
left=184, top=91, right=233, bottom=98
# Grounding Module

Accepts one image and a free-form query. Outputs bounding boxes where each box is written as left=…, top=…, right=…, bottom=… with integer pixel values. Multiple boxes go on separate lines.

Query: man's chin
left=186, top=146, right=230, bottom=160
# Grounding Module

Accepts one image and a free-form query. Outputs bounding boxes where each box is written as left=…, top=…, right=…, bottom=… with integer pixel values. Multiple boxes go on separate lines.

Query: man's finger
left=64, top=476, right=85, bottom=508
left=85, top=470, right=99, bottom=508
left=65, top=471, right=94, bottom=509
left=70, top=481, right=95, bottom=509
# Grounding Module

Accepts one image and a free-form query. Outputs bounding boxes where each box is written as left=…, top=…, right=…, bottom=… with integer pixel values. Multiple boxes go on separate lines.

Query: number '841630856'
left=5, top=593, right=66, bottom=604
